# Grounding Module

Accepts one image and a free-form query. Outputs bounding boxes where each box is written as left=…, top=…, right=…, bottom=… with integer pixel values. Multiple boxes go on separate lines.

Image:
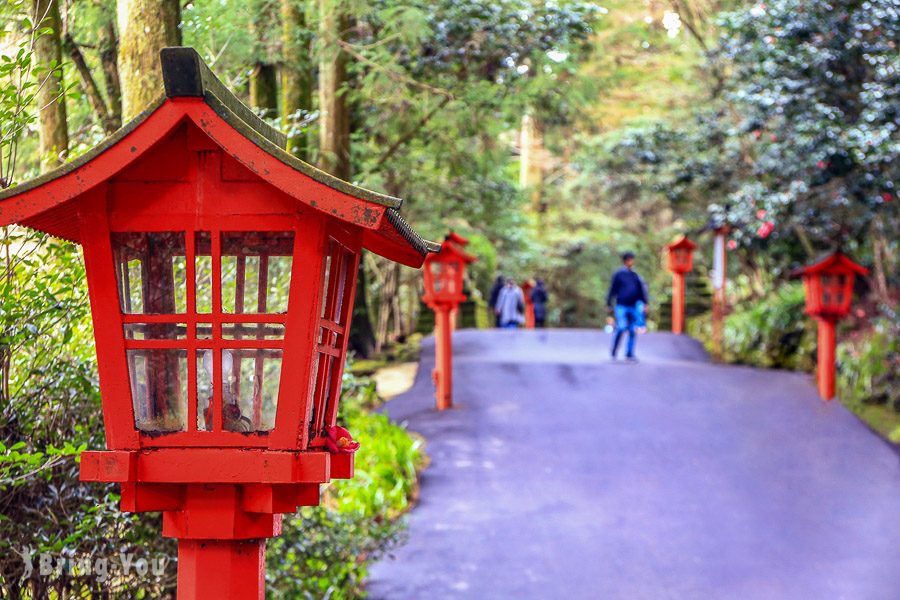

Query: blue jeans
left=612, top=304, right=640, bottom=358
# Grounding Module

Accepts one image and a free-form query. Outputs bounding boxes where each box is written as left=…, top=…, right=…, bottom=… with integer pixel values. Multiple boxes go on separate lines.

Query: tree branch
left=365, top=95, right=452, bottom=176
left=62, top=34, right=117, bottom=134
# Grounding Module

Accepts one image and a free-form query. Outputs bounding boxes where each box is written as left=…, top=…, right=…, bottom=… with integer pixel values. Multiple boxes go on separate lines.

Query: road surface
left=367, top=329, right=900, bottom=600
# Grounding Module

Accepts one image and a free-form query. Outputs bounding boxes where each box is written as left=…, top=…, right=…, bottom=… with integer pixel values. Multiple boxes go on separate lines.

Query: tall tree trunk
left=519, top=110, right=544, bottom=212
left=318, top=0, right=350, bottom=179
left=117, top=0, right=181, bottom=121
left=33, top=0, right=68, bottom=172
left=280, top=0, right=312, bottom=157
left=99, top=9, right=122, bottom=128
left=250, top=63, right=279, bottom=118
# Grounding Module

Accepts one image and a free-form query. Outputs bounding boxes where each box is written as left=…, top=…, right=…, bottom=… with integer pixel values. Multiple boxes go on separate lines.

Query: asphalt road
left=367, top=329, right=900, bottom=600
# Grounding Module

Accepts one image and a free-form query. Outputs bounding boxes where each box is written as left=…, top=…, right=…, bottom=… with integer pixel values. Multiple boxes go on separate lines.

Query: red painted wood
left=177, top=538, right=265, bottom=600
left=671, top=273, right=685, bottom=335
left=816, top=318, right=837, bottom=400
left=0, top=58, right=434, bottom=600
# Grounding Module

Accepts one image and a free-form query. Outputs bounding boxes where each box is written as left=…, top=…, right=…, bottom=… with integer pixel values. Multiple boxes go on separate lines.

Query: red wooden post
left=434, top=306, right=453, bottom=410
left=816, top=318, right=837, bottom=399
left=794, top=251, right=868, bottom=401
left=672, top=273, right=685, bottom=334
left=666, top=236, right=696, bottom=336
left=0, top=47, right=437, bottom=599
left=422, top=233, right=476, bottom=410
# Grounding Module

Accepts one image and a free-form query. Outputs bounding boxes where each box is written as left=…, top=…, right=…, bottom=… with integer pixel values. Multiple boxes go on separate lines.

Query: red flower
left=752, top=130, right=762, bottom=139
left=882, top=192, right=893, bottom=203
left=727, top=240, right=738, bottom=251
left=757, top=221, right=774, bottom=238
left=324, top=425, right=360, bottom=454
left=816, top=161, right=826, bottom=169
left=769, top=134, right=777, bottom=142
left=756, top=209, right=767, bottom=219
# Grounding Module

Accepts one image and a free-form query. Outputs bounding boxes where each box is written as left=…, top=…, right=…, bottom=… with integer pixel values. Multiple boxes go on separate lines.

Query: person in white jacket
left=495, top=279, right=525, bottom=328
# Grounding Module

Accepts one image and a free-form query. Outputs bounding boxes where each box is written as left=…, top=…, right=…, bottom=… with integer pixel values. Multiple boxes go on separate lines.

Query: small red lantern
left=794, top=251, right=868, bottom=400
left=422, top=234, right=476, bottom=410
left=0, top=48, right=436, bottom=599
left=666, top=235, right=696, bottom=335
left=666, top=235, right=696, bottom=275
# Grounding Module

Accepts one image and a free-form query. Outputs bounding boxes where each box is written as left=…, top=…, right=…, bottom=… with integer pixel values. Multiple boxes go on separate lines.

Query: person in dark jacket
left=606, top=252, right=648, bottom=361
left=488, top=275, right=505, bottom=327
left=531, top=278, right=549, bottom=327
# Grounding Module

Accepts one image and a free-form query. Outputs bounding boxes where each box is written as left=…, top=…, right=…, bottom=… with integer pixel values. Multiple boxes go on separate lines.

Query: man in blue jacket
left=606, top=251, right=649, bottom=361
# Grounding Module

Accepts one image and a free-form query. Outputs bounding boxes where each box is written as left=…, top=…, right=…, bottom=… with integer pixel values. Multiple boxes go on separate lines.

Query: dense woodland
left=0, top=0, right=897, bottom=597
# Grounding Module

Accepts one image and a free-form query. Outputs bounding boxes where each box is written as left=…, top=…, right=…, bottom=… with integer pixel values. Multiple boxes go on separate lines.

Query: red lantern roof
left=793, top=251, right=869, bottom=278
left=445, top=231, right=470, bottom=247
left=436, top=238, right=477, bottom=264
left=0, top=47, right=438, bottom=266
left=667, top=235, right=697, bottom=252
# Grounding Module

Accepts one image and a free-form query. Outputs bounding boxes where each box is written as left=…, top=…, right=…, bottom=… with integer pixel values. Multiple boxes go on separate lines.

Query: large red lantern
left=422, top=234, right=476, bottom=410
left=0, top=48, right=436, bottom=599
left=666, top=235, right=696, bottom=335
left=794, top=251, right=868, bottom=400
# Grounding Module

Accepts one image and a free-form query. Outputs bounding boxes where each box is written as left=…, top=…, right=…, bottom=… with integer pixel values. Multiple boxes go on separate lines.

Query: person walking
left=488, top=275, right=505, bottom=328
left=495, top=279, right=525, bottom=329
left=531, top=278, right=549, bottom=328
left=606, top=252, right=648, bottom=361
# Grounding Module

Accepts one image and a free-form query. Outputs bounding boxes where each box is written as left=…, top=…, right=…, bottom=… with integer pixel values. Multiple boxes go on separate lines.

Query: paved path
left=367, top=329, right=900, bottom=600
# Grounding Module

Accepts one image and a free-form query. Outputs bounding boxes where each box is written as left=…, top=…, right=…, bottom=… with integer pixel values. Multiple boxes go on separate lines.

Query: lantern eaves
left=792, top=251, right=869, bottom=278
left=436, top=239, right=476, bottom=264
left=445, top=231, right=470, bottom=247
left=667, top=235, right=697, bottom=251
left=0, top=47, right=438, bottom=263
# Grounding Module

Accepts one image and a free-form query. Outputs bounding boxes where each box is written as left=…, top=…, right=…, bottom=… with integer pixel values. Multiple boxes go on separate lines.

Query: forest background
left=0, top=0, right=897, bottom=597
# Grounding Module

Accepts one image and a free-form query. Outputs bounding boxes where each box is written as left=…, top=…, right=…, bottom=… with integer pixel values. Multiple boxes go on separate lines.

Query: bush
left=690, top=282, right=817, bottom=371
left=837, top=317, right=900, bottom=439
left=266, top=367, right=425, bottom=599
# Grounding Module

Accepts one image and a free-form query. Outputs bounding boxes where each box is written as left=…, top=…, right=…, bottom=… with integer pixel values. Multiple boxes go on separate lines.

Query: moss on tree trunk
left=280, top=0, right=312, bottom=158
left=33, top=0, right=68, bottom=172
left=250, top=62, right=278, bottom=119
left=317, top=0, right=350, bottom=180
left=117, top=0, right=181, bottom=121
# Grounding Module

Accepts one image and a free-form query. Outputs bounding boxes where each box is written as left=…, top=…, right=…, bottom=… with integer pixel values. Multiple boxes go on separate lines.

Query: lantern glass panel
left=221, top=348, right=283, bottom=432
left=113, top=232, right=187, bottom=314
left=127, top=348, right=188, bottom=432
left=221, top=232, right=294, bottom=314
left=114, top=229, right=294, bottom=436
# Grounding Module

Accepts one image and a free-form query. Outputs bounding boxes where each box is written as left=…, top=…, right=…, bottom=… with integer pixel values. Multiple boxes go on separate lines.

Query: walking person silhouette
left=606, top=251, right=649, bottom=361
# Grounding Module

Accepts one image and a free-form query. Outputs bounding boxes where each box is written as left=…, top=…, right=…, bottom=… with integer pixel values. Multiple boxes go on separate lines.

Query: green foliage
left=717, top=282, right=816, bottom=370
left=837, top=316, right=900, bottom=436
left=267, top=367, right=424, bottom=599
left=716, top=0, right=899, bottom=245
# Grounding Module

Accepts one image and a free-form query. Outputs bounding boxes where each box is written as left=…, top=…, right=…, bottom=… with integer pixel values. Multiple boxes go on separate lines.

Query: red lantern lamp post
left=666, top=235, right=697, bottom=335
left=794, top=252, right=868, bottom=400
left=0, top=48, right=437, bottom=599
left=422, top=235, right=476, bottom=410
left=444, top=231, right=470, bottom=330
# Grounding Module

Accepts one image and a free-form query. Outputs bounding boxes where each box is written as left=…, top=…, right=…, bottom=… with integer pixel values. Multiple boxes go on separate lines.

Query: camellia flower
left=756, top=209, right=767, bottom=219
left=882, top=192, right=893, bottom=203
left=324, top=425, right=360, bottom=454
left=727, top=240, right=738, bottom=251
left=757, top=221, right=775, bottom=238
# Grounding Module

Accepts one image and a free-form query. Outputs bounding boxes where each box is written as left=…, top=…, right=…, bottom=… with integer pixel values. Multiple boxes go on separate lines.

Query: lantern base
left=177, top=538, right=265, bottom=600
